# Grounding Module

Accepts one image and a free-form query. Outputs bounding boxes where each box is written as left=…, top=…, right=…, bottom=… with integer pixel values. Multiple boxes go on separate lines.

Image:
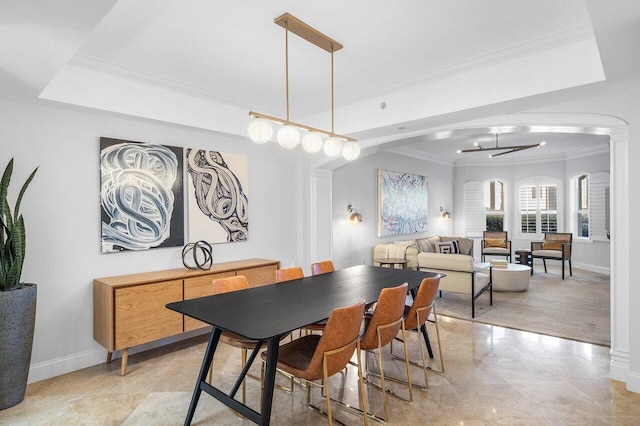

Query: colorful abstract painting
left=377, top=169, right=428, bottom=237
left=186, top=148, right=248, bottom=243
left=100, top=137, right=184, bottom=253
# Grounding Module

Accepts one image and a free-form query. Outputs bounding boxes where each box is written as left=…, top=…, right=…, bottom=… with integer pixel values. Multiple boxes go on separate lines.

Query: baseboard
left=28, top=327, right=211, bottom=384
left=626, top=370, right=640, bottom=393
left=28, top=348, right=106, bottom=384
left=610, top=348, right=629, bottom=383
left=571, top=262, right=610, bottom=275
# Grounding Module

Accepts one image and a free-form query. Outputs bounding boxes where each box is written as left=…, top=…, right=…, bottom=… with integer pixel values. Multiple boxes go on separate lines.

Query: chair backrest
left=360, top=283, right=408, bottom=350
left=483, top=231, right=507, bottom=240
left=275, top=266, right=304, bottom=283
left=212, top=275, right=249, bottom=295
left=404, top=275, right=441, bottom=330
left=543, top=232, right=572, bottom=243
left=311, top=260, right=335, bottom=276
left=305, top=299, right=365, bottom=379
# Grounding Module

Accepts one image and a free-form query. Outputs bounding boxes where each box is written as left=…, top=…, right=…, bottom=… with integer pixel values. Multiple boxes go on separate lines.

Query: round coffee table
left=492, top=264, right=531, bottom=291
left=374, top=258, right=409, bottom=269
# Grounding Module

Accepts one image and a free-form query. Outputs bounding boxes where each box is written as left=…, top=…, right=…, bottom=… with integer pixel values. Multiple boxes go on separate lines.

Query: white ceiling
left=4, top=0, right=640, bottom=164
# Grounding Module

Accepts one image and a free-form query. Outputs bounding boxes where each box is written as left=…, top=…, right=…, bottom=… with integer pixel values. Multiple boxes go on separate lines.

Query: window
left=575, top=174, right=589, bottom=237
left=519, top=183, right=558, bottom=235
left=569, top=172, right=610, bottom=241
left=485, top=180, right=504, bottom=231
left=464, top=179, right=507, bottom=237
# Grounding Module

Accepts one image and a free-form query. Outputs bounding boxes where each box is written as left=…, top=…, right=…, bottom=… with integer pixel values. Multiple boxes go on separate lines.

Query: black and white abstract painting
left=186, top=148, right=248, bottom=243
left=100, top=137, right=184, bottom=253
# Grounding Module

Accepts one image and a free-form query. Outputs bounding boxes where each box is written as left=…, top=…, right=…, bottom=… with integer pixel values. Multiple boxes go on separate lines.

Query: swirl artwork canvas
left=377, top=169, right=428, bottom=237
left=100, top=138, right=184, bottom=253
left=186, top=149, right=248, bottom=244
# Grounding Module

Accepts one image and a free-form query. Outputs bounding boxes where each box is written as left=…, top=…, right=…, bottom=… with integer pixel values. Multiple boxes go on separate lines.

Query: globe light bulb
left=323, top=137, right=343, bottom=157
left=277, top=125, right=300, bottom=149
left=342, top=141, right=361, bottom=161
left=248, top=118, right=273, bottom=144
left=302, top=132, right=324, bottom=153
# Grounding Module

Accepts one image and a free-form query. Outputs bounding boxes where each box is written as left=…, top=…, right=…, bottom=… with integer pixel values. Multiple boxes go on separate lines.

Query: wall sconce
left=347, top=204, right=362, bottom=224
left=440, top=206, right=452, bottom=221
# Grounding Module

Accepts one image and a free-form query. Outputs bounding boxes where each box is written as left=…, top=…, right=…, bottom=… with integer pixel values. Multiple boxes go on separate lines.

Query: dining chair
left=261, top=299, right=368, bottom=426
left=311, top=260, right=335, bottom=275
left=276, top=266, right=306, bottom=341
left=275, top=266, right=304, bottom=282
left=357, top=282, right=411, bottom=422
left=391, top=275, right=444, bottom=389
left=305, top=261, right=335, bottom=334
left=208, top=275, right=271, bottom=404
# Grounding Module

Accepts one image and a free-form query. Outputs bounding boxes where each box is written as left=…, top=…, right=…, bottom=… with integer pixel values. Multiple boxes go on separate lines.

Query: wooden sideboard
left=93, top=258, right=280, bottom=375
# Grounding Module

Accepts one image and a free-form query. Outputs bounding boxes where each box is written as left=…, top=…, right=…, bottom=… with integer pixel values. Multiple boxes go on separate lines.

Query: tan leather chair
left=275, top=266, right=304, bottom=282
left=311, top=260, right=335, bottom=275
left=306, top=261, right=335, bottom=334
left=481, top=231, right=512, bottom=262
left=392, top=275, right=444, bottom=389
left=531, top=233, right=572, bottom=279
left=261, top=300, right=368, bottom=425
left=358, top=283, right=411, bottom=421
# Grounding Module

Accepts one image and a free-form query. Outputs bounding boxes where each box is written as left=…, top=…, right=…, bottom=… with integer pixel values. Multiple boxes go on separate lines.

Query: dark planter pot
left=0, top=284, right=36, bottom=410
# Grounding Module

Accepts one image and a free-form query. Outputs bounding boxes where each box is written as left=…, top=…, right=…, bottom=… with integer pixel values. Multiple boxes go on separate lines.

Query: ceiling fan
left=456, top=133, right=546, bottom=158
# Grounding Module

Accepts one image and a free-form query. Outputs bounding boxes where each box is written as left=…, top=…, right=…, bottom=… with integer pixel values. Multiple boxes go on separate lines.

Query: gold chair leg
left=376, top=341, right=389, bottom=422
left=400, top=322, right=413, bottom=402
left=356, top=341, right=369, bottom=426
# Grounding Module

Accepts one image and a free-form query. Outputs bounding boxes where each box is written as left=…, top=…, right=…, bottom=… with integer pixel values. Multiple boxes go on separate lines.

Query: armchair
left=481, top=231, right=511, bottom=262
left=531, top=233, right=573, bottom=280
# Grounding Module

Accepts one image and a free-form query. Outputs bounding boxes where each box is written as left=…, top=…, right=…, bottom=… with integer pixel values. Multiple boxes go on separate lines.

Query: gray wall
left=0, top=98, right=305, bottom=382
left=331, top=152, right=454, bottom=269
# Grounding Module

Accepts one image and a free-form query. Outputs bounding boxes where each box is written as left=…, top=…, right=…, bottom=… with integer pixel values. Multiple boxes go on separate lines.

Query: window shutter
left=519, top=185, right=537, bottom=233
left=590, top=172, right=610, bottom=241
left=464, top=181, right=485, bottom=237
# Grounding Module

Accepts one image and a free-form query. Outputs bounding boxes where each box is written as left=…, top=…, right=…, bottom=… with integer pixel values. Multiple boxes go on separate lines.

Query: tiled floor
left=2, top=316, right=639, bottom=425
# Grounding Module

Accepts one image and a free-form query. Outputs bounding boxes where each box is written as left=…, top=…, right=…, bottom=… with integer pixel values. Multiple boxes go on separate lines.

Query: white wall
left=331, top=152, right=454, bottom=269
left=0, top=99, right=305, bottom=382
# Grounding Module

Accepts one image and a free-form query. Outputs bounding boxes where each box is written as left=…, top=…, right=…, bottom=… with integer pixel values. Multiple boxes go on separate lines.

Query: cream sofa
left=373, top=236, right=491, bottom=317
left=417, top=252, right=492, bottom=318
left=373, top=236, right=474, bottom=270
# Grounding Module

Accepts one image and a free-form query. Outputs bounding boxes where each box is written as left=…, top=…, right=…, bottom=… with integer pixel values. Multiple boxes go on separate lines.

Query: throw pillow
left=434, top=241, right=459, bottom=254
left=484, top=238, right=507, bottom=248
left=451, top=240, right=460, bottom=254
left=542, top=240, right=563, bottom=250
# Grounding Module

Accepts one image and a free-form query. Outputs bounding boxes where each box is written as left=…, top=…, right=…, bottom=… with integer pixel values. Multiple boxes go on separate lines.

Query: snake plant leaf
left=0, top=159, right=37, bottom=290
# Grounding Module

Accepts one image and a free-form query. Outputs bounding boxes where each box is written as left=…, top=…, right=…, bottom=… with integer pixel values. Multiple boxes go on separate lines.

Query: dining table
left=166, top=264, right=441, bottom=426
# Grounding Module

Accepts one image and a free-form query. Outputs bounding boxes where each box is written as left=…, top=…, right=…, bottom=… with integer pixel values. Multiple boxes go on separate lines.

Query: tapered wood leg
left=106, top=351, right=112, bottom=364
left=120, top=348, right=129, bottom=376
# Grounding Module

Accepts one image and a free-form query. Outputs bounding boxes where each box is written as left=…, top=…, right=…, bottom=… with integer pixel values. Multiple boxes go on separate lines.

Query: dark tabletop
left=167, top=264, right=439, bottom=341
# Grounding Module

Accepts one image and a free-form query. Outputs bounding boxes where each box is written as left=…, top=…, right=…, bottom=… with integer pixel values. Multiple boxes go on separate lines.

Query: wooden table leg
left=120, top=348, right=128, bottom=376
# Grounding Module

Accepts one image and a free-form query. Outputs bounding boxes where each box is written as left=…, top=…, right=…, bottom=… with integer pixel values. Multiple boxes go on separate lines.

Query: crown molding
left=335, top=23, right=596, bottom=107
left=67, top=54, right=275, bottom=111
left=66, top=23, right=595, bottom=116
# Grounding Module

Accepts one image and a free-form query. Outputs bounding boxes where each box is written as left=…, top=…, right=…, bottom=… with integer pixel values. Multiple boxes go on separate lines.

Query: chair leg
left=569, top=260, right=573, bottom=276
left=376, top=344, right=389, bottom=421
left=399, top=323, right=413, bottom=402
left=356, top=342, right=369, bottom=426
left=543, top=259, right=548, bottom=273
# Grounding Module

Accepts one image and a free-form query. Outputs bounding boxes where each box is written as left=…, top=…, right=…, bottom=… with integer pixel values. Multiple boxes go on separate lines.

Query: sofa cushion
left=532, top=249, right=563, bottom=258
left=440, top=236, right=473, bottom=256
left=484, top=238, right=506, bottom=248
left=416, top=236, right=441, bottom=253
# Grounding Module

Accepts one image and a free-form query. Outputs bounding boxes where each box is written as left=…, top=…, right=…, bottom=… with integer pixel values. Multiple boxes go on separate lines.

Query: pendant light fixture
left=456, top=133, right=546, bottom=158
left=248, top=13, right=359, bottom=161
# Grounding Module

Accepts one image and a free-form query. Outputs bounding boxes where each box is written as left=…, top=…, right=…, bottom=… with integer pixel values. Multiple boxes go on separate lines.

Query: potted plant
left=0, top=158, right=37, bottom=410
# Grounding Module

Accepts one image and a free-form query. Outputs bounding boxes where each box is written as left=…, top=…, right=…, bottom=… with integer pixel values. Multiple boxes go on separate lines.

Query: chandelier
left=456, top=133, right=546, bottom=158
left=247, top=13, right=360, bottom=161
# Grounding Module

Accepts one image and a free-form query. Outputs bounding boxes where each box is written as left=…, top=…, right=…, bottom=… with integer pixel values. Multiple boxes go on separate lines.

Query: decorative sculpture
left=181, top=240, right=213, bottom=270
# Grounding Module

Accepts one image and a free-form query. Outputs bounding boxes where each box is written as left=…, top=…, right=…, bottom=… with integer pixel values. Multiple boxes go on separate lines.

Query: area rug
left=435, top=264, right=610, bottom=346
